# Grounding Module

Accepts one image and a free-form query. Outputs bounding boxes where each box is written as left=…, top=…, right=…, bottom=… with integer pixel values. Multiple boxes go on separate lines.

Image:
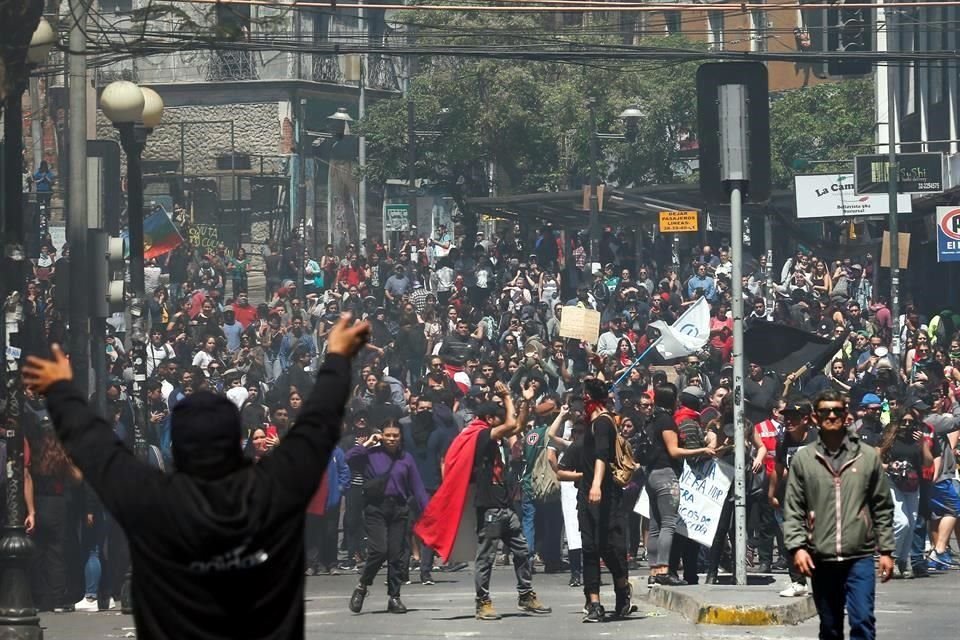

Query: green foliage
left=359, top=17, right=703, bottom=198
left=769, top=78, right=875, bottom=189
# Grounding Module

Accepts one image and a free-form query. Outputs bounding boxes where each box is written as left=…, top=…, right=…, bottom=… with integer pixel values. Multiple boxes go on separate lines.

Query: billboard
left=794, top=173, right=912, bottom=219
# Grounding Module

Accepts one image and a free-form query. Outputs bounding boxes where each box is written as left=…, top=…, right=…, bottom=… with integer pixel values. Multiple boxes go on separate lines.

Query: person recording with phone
left=347, top=420, right=430, bottom=615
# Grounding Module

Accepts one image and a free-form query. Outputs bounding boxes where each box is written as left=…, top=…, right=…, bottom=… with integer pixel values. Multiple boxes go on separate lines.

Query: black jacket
left=45, top=354, right=352, bottom=639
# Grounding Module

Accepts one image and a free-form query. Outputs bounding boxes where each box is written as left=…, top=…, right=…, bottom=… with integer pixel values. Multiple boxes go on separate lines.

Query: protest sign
left=558, top=306, right=601, bottom=345
left=635, top=458, right=733, bottom=547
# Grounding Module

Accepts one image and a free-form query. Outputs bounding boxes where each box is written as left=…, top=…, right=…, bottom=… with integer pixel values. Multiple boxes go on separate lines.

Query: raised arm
left=257, top=315, right=369, bottom=510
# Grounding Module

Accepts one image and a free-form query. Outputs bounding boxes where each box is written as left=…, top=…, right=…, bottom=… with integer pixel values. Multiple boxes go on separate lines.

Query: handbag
left=361, top=455, right=398, bottom=503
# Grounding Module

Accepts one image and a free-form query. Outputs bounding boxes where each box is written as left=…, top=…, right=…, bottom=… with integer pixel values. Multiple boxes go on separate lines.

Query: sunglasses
left=816, top=407, right=846, bottom=419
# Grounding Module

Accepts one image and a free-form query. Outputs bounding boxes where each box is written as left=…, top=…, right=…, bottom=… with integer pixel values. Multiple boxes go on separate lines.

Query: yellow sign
left=659, top=210, right=699, bottom=233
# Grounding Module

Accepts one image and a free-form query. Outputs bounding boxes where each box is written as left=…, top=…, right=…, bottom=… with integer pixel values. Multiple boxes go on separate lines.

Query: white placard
left=794, top=173, right=912, bottom=219
left=634, top=459, right=734, bottom=547
left=560, top=481, right=581, bottom=551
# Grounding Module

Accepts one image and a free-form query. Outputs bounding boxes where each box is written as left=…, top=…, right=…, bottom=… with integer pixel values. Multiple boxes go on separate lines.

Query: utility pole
left=407, top=97, right=417, bottom=239
left=886, top=61, right=900, bottom=357
left=68, top=0, right=90, bottom=398
left=587, top=97, right=600, bottom=267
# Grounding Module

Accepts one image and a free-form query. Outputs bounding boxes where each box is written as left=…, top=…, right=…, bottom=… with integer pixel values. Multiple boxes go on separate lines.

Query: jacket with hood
left=44, top=353, right=352, bottom=640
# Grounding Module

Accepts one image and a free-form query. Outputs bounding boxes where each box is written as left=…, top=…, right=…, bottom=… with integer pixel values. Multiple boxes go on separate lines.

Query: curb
left=634, top=579, right=817, bottom=626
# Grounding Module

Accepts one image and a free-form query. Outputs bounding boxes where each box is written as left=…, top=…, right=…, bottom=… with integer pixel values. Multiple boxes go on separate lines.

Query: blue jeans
left=520, top=494, right=563, bottom=568
left=911, top=514, right=927, bottom=568
left=85, top=546, right=102, bottom=598
left=810, top=556, right=876, bottom=640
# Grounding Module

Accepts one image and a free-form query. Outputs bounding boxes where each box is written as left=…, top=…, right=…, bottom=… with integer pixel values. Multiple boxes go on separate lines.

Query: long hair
left=34, top=430, right=75, bottom=479
left=878, top=408, right=909, bottom=461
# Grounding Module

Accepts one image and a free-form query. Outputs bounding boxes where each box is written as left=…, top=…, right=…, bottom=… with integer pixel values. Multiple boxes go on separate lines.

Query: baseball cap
left=859, top=393, right=882, bottom=408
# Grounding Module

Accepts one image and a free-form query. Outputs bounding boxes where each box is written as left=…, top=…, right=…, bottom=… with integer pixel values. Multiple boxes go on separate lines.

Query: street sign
left=697, top=62, right=770, bottom=204
left=936, top=206, right=960, bottom=262
left=659, top=210, right=699, bottom=233
left=384, top=203, right=410, bottom=232
left=854, top=152, right=944, bottom=194
left=794, top=174, right=912, bottom=218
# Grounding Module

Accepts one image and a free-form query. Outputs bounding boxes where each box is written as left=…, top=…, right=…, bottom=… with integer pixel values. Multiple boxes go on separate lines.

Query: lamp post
left=0, top=16, right=54, bottom=639
left=100, top=80, right=163, bottom=615
left=327, top=106, right=354, bottom=258
left=586, top=100, right=642, bottom=266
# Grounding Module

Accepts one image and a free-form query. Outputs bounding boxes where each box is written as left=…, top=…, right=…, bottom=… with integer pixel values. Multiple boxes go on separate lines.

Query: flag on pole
left=650, top=297, right=711, bottom=360
left=143, top=206, right=184, bottom=259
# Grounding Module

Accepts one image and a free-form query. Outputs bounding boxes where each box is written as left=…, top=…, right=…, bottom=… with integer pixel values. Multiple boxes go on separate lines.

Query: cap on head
left=170, top=392, right=246, bottom=479
left=859, top=393, right=882, bottom=408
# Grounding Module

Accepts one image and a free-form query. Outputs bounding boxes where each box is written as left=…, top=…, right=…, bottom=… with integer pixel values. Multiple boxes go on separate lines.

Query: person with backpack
left=520, top=403, right=567, bottom=574
left=577, top=378, right=634, bottom=623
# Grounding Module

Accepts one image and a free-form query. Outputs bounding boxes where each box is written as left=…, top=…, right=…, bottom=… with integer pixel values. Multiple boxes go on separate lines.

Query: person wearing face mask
left=347, top=420, right=430, bottom=614
left=877, top=408, right=932, bottom=578
left=23, top=316, right=370, bottom=638
left=401, top=395, right=455, bottom=585
left=852, top=394, right=885, bottom=447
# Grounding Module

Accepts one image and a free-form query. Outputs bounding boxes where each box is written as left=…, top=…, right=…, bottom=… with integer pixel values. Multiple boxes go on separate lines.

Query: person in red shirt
left=231, top=291, right=258, bottom=329
left=753, top=399, right=787, bottom=573
left=338, top=259, right=366, bottom=293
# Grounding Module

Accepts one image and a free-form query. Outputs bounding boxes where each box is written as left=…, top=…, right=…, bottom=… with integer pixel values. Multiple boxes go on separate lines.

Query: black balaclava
left=171, top=391, right=247, bottom=480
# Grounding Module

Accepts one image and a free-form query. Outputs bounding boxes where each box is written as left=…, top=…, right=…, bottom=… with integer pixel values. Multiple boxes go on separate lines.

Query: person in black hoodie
left=22, top=314, right=370, bottom=640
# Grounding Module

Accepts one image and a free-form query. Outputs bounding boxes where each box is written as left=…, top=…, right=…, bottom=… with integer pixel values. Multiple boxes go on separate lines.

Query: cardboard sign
left=635, top=459, right=733, bottom=547
left=558, top=306, right=601, bottom=345
left=880, top=231, right=910, bottom=269
left=659, top=210, right=699, bottom=233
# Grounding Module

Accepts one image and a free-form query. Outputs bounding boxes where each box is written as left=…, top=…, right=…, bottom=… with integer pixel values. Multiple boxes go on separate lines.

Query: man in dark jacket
left=23, top=315, right=370, bottom=640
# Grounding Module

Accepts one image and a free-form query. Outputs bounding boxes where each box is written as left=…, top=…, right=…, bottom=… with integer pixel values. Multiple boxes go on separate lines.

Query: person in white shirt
left=146, top=327, right=176, bottom=377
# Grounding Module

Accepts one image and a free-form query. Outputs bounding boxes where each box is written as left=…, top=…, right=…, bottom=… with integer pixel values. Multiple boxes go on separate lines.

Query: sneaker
left=903, top=564, right=914, bottom=579
left=387, top=596, right=407, bottom=614
left=582, top=601, right=604, bottom=623
left=929, top=550, right=953, bottom=570
left=614, top=583, right=633, bottom=618
left=654, top=573, right=687, bottom=586
left=517, top=591, right=551, bottom=614
left=476, top=599, right=501, bottom=621
left=444, top=561, right=468, bottom=573
left=569, top=573, right=582, bottom=588
left=52, top=604, right=75, bottom=613
left=772, top=557, right=789, bottom=571
left=349, top=585, right=367, bottom=613
left=97, top=598, right=118, bottom=612
left=754, top=562, right=771, bottom=574
left=75, top=597, right=98, bottom=612
left=779, top=582, right=808, bottom=598
left=420, top=574, right=435, bottom=586
left=338, top=561, right=357, bottom=572
left=912, top=562, right=930, bottom=578
left=305, top=566, right=316, bottom=577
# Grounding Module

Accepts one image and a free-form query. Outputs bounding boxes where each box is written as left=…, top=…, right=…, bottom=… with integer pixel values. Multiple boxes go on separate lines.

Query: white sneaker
left=75, top=597, right=98, bottom=612
left=779, top=582, right=808, bottom=597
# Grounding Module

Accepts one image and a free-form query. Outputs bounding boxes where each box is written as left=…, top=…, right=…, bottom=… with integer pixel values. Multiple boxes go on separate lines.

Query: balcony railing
left=367, top=54, right=400, bottom=92
left=312, top=55, right=343, bottom=84
left=202, top=50, right=259, bottom=81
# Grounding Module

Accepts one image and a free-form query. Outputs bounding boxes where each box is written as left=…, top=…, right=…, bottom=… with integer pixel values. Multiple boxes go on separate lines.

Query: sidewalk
left=637, top=576, right=817, bottom=625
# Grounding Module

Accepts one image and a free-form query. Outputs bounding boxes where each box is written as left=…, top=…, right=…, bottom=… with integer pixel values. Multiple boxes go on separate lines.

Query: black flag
left=744, top=323, right=845, bottom=378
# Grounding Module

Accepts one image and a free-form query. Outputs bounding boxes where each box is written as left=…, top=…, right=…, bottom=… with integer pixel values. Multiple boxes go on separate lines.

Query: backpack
left=598, top=412, right=638, bottom=487
left=632, top=421, right=656, bottom=467
left=529, top=443, right=560, bottom=502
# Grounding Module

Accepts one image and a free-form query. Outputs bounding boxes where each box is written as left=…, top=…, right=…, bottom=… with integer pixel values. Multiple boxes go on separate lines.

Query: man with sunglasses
left=784, top=390, right=895, bottom=639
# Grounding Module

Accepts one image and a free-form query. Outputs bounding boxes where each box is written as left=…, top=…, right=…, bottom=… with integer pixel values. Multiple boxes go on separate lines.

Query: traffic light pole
left=887, top=61, right=901, bottom=357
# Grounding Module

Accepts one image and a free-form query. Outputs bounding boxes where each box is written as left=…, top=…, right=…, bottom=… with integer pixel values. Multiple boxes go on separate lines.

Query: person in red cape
left=415, top=381, right=551, bottom=621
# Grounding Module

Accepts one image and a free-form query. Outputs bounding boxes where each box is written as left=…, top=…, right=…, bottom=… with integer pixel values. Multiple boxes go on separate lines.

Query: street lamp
left=100, top=80, right=163, bottom=615
left=0, top=16, right=55, bottom=639
left=327, top=107, right=353, bottom=137
left=586, top=99, right=643, bottom=265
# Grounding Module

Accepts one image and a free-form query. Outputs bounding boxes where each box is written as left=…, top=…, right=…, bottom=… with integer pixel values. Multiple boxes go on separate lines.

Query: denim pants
left=646, top=467, right=680, bottom=568
left=810, top=556, right=876, bottom=640
left=520, top=494, right=563, bottom=568
left=890, top=485, right=919, bottom=563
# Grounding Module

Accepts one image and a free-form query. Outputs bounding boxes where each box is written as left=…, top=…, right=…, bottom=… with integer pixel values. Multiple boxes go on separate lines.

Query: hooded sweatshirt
left=44, top=354, right=352, bottom=640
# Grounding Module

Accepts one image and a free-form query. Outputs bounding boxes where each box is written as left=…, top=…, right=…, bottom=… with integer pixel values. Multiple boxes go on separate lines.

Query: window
left=708, top=11, right=725, bottom=51
left=664, top=11, right=681, bottom=35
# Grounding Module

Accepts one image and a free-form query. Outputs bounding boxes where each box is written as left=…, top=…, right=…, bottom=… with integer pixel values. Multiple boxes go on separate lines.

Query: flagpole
left=611, top=337, right=661, bottom=389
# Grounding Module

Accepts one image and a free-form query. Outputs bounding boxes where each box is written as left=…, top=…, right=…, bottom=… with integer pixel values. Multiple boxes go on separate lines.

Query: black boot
left=388, top=596, right=408, bottom=614
left=349, top=585, right=367, bottom=613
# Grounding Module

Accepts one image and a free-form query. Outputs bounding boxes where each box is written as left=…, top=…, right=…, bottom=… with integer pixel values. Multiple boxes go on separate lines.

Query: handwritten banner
left=635, top=459, right=733, bottom=547
left=558, top=306, right=601, bottom=345
left=187, top=223, right=220, bottom=250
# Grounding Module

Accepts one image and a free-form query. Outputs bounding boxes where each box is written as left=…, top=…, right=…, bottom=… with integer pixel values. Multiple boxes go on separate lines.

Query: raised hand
left=22, top=344, right=73, bottom=394
left=326, top=313, right=371, bottom=358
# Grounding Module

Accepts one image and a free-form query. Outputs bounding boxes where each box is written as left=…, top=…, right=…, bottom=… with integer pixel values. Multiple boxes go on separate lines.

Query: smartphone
left=265, top=426, right=278, bottom=439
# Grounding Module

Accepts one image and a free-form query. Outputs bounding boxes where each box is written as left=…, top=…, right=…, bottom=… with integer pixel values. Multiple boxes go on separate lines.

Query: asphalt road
left=39, top=564, right=953, bottom=639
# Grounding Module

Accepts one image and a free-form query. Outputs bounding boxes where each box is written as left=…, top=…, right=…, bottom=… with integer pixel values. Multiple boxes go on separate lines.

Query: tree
left=769, top=78, right=875, bottom=189
left=359, top=11, right=703, bottom=240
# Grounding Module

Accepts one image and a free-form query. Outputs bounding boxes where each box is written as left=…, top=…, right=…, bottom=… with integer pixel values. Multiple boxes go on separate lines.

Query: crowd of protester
left=15, top=217, right=960, bottom=621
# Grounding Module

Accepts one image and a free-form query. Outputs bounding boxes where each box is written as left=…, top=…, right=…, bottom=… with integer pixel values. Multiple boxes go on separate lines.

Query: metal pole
left=887, top=61, right=901, bottom=357
left=587, top=97, right=600, bottom=266
left=358, top=55, right=368, bottom=244
left=407, top=97, right=417, bottom=232
left=0, top=79, right=42, bottom=640
left=68, top=0, right=90, bottom=398
left=730, top=182, right=748, bottom=587
left=296, top=98, right=306, bottom=298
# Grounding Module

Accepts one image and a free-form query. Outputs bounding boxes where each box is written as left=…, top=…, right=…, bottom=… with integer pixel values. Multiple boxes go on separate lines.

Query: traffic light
left=90, top=230, right=126, bottom=317
left=827, top=0, right=873, bottom=76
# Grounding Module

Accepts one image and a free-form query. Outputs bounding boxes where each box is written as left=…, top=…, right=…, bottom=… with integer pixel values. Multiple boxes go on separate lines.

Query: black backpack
left=632, top=420, right=656, bottom=467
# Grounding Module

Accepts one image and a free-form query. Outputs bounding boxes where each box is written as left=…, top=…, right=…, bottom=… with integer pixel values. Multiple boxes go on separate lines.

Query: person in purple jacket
left=347, top=419, right=429, bottom=615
